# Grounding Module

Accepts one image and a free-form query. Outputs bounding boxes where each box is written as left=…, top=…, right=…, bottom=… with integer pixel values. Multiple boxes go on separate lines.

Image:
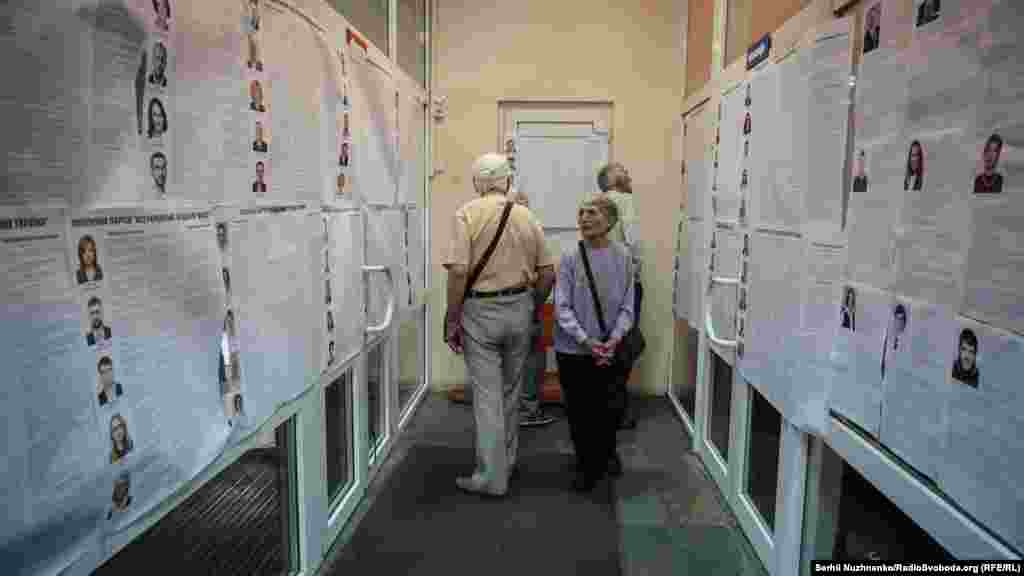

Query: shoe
left=571, top=471, right=596, bottom=493
left=456, top=476, right=507, bottom=498
left=607, top=453, right=623, bottom=477
left=520, top=408, right=557, bottom=428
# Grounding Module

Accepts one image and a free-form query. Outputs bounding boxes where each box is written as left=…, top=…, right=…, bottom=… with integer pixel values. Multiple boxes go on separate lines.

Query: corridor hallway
left=319, top=392, right=767, bottom=575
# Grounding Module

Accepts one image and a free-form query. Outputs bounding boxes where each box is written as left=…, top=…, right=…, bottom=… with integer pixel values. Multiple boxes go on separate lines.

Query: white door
left=515, top=122, right=609, bottom=230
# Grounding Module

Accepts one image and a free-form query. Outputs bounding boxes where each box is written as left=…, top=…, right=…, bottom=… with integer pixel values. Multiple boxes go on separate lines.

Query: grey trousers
left=461, top=290, right=533, bottom=493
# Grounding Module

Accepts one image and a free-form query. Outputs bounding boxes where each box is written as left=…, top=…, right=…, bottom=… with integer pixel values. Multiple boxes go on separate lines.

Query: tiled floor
left=322, top=391, right=768, bottom=576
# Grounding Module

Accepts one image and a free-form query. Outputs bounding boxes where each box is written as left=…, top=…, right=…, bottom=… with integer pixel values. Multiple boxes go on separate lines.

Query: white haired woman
left=554, top=194, right=635, bottom=492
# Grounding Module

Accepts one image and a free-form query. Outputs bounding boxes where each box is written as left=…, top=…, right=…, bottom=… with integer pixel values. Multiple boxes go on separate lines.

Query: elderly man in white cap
left=443, top=153, right=555, bottom=496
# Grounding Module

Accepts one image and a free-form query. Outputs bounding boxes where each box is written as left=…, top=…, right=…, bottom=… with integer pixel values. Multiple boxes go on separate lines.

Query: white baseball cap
left=472, top=153, right=512, bottom=180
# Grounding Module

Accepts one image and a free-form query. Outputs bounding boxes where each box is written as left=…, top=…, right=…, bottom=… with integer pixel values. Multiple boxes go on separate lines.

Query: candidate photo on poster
left=889, top=303, right=908, bottom=351
left=153, top=0, right=171, bottom=31
left=252, top=120, right=269, bottom=153
left=247, top=32, right=263, bottom=71
left=150, top=152, right=167, bottom=196
left=97, top=356, right=124, bottom=407
left=147, top=97, right=168, bottom=140
left=216, top=223, right=228, bottom=253
left=952, top=328, right=979, bottom=388
left=107, top=472, right=132, bottom=521
left=76, top=235, right=104, bottom=285
left=853, top=149, right=869, bottom=193
left=247, top=0, right=261, bottom=32
left=339, top=142, right=350, bottom=167
left=336, top=172, right=347, bottom=197
left=864, top=3, right=881, bottom=54
left=973, top=133, right=1004, bottom=195
left=148, top=41, right=168, bottom=88
left=916, top=0, right=940, bottom=28
left=109, top=413, right=134, bottom=463
left=252, top=161, right=267, bottom=193
left=85, top=296, right=113, bottom=347
left=840, top=286, right=857, bottom=332
left=249, top=79, right=266, bottom=112
left=904, top=140, right=924, bottom=191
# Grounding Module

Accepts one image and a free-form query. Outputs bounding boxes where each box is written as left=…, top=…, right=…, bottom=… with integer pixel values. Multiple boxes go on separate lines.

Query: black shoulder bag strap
left=463, top=199, right=514, bottom=299
left=578, top=240, right=608, bottom=338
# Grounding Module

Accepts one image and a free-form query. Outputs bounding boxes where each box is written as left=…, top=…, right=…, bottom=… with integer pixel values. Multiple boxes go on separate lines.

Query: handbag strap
left=462, top=199, right=514, bottom=301
left=578, top=240, right=609, bottom=338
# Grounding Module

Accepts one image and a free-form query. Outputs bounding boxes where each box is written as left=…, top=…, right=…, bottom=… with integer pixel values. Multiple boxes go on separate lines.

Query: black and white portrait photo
left=148, top=41, right=168, bottom=88
left=951, top=328, right=979, bottom=388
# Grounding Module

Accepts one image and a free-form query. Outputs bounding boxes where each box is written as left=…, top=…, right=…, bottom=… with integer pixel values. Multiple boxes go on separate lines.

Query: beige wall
left=429, top=0, right=686, bottom=395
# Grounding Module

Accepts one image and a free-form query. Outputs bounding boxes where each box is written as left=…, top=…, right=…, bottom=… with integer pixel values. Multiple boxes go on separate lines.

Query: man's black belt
left=467, top=285, right=529, bottom=299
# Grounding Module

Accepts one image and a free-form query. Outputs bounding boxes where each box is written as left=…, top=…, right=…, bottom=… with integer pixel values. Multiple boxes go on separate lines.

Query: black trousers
left=556, top=352, right=623, bottom=482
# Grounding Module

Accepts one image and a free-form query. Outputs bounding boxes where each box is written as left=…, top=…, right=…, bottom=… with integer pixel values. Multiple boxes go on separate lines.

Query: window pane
left=397, top=0, right=426, bottom=87
left=397, top=310, right=423, bottom=416
left=832, top=458, right=954, bottom=561
left=672, top=319, right=698, bottom=420
left=328, top=0, right=389, bottom=56
left=709, top=351, right=733, bottom=462
left=745, top=383, right=780, bottom=531
left=325, top=370, right=353, bottom=504
left=275, top=418, right=301, bottom=573
left=367, top=343, right=385, bottom=454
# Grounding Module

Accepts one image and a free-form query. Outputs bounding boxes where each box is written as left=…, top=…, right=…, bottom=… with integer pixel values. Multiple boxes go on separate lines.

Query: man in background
left=598, top=162, right=641, bottom=430
left=509, top=188, right=556, bottom=428
left=444, top=153, right=555, bottom=496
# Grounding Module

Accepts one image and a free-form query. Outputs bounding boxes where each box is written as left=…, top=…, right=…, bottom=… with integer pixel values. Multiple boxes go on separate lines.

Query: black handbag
left=577, top=241, right=646, bottom=368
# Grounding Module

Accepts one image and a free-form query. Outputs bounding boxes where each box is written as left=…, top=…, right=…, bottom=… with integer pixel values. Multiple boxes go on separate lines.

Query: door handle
left=705, top=274, right=739, bottom=349
left=363, top=264, right=395, bottom=335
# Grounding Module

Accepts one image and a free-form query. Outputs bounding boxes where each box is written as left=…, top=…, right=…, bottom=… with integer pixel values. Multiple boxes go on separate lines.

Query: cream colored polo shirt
left=444, top=193, right=554, bottom=293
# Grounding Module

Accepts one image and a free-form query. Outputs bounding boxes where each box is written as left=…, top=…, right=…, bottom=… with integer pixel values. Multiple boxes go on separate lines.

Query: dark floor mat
left=327, top=444, right=621, bottom=576
left=93, top=448, right=284, bottom=576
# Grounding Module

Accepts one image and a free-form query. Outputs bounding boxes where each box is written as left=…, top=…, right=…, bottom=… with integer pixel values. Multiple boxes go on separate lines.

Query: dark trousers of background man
left=618, top=282, right=642, bottom=427
left=556, top=352, right=622, bottom=483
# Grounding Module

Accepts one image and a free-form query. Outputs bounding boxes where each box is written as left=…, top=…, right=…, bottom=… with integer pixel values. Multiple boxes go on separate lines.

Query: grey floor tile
left=346, top=392, right=769, bottom=576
